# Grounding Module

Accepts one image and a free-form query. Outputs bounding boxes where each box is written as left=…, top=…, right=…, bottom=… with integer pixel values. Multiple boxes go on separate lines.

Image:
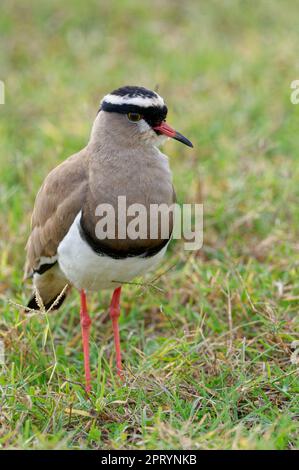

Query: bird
left=24, top=85, right=193, bottom=393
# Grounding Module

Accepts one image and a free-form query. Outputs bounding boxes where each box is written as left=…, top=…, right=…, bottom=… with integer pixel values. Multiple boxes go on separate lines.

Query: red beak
left=153, top=121, right=193, bottom=148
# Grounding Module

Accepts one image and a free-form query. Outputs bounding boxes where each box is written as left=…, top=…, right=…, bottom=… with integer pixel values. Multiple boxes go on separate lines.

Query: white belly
left=57, top=213, right=168, bottom=291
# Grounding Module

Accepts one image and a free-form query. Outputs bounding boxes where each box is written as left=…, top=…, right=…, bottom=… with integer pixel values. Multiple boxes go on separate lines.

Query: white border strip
left=102, top=92, right=164, bottom=108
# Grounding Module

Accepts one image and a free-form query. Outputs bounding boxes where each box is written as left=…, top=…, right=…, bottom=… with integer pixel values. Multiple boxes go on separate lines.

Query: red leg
left=109, top=286, right=123, bottom=378
left=80, top=289, right=92, bottom=393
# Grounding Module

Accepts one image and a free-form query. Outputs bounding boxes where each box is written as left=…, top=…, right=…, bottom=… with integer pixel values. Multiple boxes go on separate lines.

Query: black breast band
left=79, top=219, right=170, bottom=260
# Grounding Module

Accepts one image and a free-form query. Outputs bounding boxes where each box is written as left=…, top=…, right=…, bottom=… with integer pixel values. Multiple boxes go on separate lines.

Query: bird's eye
left=127, top=112, right=142, bottom=122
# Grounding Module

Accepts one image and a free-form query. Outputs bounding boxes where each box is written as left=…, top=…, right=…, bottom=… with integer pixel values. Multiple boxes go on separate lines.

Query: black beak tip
left=174, top=132, right=194, bottom=148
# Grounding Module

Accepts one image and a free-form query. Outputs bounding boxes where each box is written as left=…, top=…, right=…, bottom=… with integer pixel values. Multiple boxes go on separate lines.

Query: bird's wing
left=24, top=149, right=89, bottom=279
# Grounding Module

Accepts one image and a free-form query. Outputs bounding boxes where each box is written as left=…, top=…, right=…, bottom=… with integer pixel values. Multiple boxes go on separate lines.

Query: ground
left=0, top=0, right=298, bottom=450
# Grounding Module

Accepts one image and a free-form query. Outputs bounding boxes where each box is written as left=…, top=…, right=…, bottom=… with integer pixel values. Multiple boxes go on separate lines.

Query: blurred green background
left=0, top=0, right=298, bottom=450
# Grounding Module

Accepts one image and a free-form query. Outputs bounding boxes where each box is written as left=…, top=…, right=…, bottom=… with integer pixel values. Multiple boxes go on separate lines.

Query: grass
left=0, top=0, right=298, bottom=450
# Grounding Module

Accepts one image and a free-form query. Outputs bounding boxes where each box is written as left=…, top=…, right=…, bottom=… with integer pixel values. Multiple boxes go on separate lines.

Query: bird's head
left=91, top=86, right=193, bottom=149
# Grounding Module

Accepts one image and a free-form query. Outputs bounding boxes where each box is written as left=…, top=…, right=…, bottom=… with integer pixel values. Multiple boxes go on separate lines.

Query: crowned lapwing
left=24, top=86, right=193, bottom=392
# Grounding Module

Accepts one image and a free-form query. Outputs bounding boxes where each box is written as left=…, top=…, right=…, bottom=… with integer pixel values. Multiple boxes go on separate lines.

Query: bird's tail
left=27, top=290, right=67, bottom=311
left=26, top=264, right=70, bottom=311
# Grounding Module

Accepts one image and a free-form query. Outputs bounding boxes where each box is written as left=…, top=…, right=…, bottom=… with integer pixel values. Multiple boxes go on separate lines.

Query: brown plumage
left=25, top=149, right=89, bottom=279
